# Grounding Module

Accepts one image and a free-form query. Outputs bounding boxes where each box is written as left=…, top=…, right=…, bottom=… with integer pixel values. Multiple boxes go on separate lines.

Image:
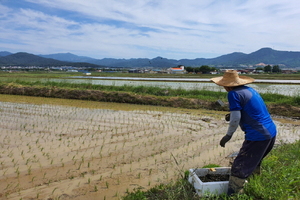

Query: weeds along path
left=0, top=96, right=299, bottom=200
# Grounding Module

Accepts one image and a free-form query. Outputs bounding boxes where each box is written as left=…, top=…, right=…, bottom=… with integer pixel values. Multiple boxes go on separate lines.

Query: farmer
left=211, top=70, right=277, bottom=195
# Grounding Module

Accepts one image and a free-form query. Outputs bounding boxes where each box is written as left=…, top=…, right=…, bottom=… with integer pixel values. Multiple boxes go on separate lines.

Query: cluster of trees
left=184, top=64, right=282, bottom=74
left=256, top=65, right=281, bottom=73
left=185, top=65, right=217, bottom=74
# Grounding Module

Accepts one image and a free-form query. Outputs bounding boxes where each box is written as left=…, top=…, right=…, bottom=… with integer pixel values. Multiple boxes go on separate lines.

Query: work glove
left=220, top=135, right=232, bottom=147
left=225, top=113, right=230, bottom=122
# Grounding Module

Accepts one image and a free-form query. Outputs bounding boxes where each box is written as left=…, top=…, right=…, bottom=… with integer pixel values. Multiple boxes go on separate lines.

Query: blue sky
left=1, top=0, right=300, bottom=59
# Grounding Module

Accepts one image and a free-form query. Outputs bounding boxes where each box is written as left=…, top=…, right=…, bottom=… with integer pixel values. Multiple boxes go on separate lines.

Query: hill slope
left=0, top=52, right=68, bottom=66
left=0, top=52, right=103, bottom=67
left=0, top=51, right=13, bottom=57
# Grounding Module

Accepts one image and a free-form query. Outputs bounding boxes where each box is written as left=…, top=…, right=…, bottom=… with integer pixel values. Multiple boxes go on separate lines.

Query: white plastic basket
left=188, top=167, right=230, bottom=196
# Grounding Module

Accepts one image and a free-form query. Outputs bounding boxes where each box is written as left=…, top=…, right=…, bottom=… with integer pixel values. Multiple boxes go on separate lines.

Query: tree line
left=185, top=65, right=217, bottom=74
left=184, top=65, right=281, bottom=73
left=255, top=65, right=281, bottom=73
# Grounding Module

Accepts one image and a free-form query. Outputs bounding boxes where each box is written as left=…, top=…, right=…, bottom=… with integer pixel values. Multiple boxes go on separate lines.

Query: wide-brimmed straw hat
left=211, top=70, right=255, bottom=87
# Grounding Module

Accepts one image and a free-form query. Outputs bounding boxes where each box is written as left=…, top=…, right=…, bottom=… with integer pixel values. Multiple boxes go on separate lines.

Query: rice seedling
left=0, top=94, right=298, bottom=200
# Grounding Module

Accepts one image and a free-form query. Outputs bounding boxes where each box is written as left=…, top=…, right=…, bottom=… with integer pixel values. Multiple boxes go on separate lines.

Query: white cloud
left=1, top=0, right=300, bottom=59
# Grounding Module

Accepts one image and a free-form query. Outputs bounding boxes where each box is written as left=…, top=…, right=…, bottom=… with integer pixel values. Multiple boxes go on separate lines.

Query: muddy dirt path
left=0, top=96, right=299, bottom=200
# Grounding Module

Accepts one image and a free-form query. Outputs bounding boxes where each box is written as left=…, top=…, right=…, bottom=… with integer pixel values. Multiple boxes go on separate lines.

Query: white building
left=167, top=65, right=186, bottom=74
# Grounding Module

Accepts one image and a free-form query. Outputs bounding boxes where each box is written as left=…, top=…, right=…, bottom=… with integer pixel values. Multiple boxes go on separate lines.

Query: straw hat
left=211, top=70, right=255, bottom=87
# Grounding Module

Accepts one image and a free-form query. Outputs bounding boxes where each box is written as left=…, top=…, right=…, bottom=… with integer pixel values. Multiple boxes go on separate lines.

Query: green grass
left=0, top=71, right=76, bottom=78
left=1, top=79, right=300, bottom=107
left=122, top=140, right=300, bottom=200
left=0, top=79, right=228, bottom=101
left=260, top=93, right=300, bottom=106
left=244, top=141, right=300, bottom=199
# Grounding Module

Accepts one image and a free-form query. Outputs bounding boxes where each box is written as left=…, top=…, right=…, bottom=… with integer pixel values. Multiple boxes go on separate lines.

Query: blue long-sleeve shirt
left=228, top=86, right=277, bottom=141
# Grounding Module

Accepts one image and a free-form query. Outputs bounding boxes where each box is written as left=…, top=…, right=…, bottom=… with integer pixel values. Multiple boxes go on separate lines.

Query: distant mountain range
left=0, top=52, right=103, bottom=68
left=1, top=48, right=300, bottom=68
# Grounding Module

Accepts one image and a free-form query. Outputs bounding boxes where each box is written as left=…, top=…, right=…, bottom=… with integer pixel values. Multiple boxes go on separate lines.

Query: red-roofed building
left=167, top=65, right=186, bottom=74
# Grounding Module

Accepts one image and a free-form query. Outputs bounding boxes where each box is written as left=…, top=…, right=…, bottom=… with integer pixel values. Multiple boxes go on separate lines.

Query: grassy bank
left=1, top=79, right=227, bottom=100
left=123, top=140, right=300, bottom=200
left=1, top=79, right=300, bottom=104
left=1, top=80, right=300, bottom=118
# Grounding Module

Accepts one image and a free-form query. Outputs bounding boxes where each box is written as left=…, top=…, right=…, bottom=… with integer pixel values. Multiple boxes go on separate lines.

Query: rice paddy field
left=0, top=95, right=299, bottom=200
left=2, top=77, right=300, bottom=96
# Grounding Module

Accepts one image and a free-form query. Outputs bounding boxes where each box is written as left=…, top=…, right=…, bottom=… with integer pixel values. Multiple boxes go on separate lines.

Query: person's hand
left=220, top=135, right=232, bottom=147
left=225, top=113, right=230, bottom=121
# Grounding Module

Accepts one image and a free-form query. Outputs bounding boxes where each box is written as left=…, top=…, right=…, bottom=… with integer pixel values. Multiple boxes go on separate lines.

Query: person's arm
left=226, top=110, right=241, bottom=136
left=220, top=110, right=241, bottom=147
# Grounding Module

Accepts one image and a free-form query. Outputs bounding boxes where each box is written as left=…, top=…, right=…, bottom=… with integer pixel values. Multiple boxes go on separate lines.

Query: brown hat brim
left=211, top=75, right=254, bottom=87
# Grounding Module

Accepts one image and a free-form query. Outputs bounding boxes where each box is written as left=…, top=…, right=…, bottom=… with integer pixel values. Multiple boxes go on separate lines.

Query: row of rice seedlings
left=0, top=100, right=299, bottom=199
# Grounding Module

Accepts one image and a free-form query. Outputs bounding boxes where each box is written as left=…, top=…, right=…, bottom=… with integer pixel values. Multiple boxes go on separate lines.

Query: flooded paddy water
left=0, top=95, right=299, bottom=199
left=53, top=77, right=300, bottom=96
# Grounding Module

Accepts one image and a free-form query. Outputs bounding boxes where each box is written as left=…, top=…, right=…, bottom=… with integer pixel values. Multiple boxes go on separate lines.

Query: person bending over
left=211, top=70, right=277, bottom=195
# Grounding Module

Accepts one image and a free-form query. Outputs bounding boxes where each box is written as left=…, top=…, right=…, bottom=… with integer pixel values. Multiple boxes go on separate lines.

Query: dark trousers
left=231, top=136, right=276, bottom=179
